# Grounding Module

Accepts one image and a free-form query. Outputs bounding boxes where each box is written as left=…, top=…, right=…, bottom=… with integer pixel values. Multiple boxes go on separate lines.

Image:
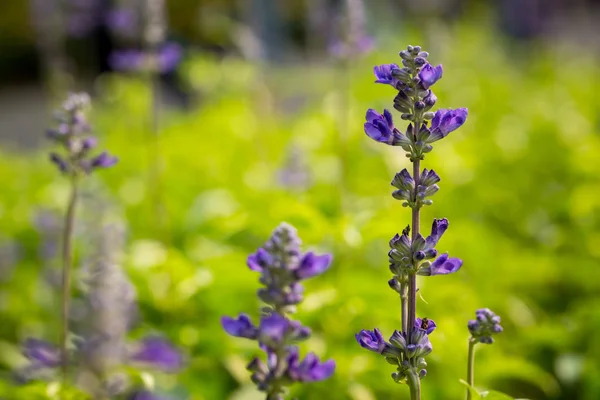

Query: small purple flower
left=373, top=63, right=400, bottom=86
left=49, top=153, right=69, bottom=173
left=418, top=63, right=443, bottom=89
left=364, top=109, right=410, bottom=146
left=247, top=248, right=272, bottom=272
left=424, top=253, right=463, bottom=276
left=90, top=151, right=118, bottom=169
left=287, top=349, right=336, bottom=382
left=157, top=43, right=183, bottom=73
left=427, top=108, right=468, bottom=143
left=355, top=328, right=386, bottom=353
left=425, top=218, right=449, bottom=249
left=23, top=338, right=61, bottom=368
left=415, top=318, right=437, bottom=335
left=391, top=169, right=415, bottom=190
left=295, top=252, right=332, bottom=279
left=258, top=313, right=289, bottom=344
left=130, top=337, right=183, bottom=372
left=221, top=314, right=258, bottom=339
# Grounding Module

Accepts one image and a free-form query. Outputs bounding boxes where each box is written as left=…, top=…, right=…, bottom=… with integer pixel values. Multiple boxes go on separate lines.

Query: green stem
left=407, top=369, right=421, bottom=400
left=408, top=158, right=421, bottom=338
left=60, top=176, right=79, bottom=392
left=466, top=339, right=477, bottom=400
left=400, top=280, right=408, bottom=334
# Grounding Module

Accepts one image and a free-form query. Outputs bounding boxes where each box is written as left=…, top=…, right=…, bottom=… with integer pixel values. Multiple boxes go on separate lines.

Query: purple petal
left=418, top=63, right=443, bottom=89
left=90, top=152, right=118, bottom=169
left=415, top=318, right=437, bottom=335
left=365, top=108, right=382, bottom=124
left=295, top=252, right=332, bottom=279
left=430, top=254, right=463, bottom=275
left=130, top=337, right=182, bottom=372
left=259, top=313, right=290, bottom=344
left=428, top=108, right=468, bottom=142
left=355, top=328, right=386, bottom=353
left=247, top=248, right=271, bottom=272
left=158, top=43, right=183, bottom=73
left=221, top=314, right=258, bottom=339
left=23, top=338, right=61, bottom=367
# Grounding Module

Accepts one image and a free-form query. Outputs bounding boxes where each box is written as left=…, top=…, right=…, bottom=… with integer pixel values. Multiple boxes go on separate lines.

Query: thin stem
left=407, top=369, right=421, bottom=400
left=400, top=281, right=408, bottom=334
left=408, top=158, right=421, bottom=338
left=60, top=176, right=79, bottom=390
left=466, top=338, right=477, bottom=400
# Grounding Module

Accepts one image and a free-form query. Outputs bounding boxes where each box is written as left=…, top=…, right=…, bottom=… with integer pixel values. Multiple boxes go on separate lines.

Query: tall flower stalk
left=221, top=223, right=335, bottom=399
left=46, top=93, right=118, bottom=390
left=355, top=46, right=467, bottom=399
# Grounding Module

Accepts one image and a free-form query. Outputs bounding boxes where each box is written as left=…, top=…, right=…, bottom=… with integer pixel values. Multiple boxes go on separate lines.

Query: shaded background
left=1, top=0, right=600, bottom=399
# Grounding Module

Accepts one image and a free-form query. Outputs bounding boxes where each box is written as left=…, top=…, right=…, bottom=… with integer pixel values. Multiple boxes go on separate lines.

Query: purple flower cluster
left=387, top=219, right=462, bottom=279
left=366, top=47, right=467, bottom=160
left=356, top=45, right=469, bottom=395
left=221, top=223, right=335, bottom=398
left=468, top=308, right=503, bottom=344
left=356, top=319, right=435, bottom=382
left=47, top=93, right=117, bottom=175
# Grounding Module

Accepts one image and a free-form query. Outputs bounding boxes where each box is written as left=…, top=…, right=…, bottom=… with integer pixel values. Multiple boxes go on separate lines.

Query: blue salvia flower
left=356, top=45, right=468, bottom=398
left=222, top=223, right=335, bottom=399
left=47, top=93, right=118, bottom=175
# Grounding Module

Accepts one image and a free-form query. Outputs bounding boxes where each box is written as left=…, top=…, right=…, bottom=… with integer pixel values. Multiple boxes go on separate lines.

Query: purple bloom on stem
left=49, top=153, right=69, bottom=173
left=130, top=337, right=183, bottom=372
left=90, top=152, right=118, bottom=169
left=373, top=63, right=400, bottom=86
left=428, top=253, right=463, bottom=275
left=364, top=109, right=410, bottom=146
left=23, top=338, right=61, bottom=367
left=418, top=63, right=443, bottom=89
left=355, top=328, right=386, bottom=353
left=221, top=314, right=258, bottom=339
left=295, top=252, right=332, bottom=279
left=415, top=318, right=437, bottom=335
left=287, top=348, right=336, bottom=382
left=427, top=108, right=468, bottom=143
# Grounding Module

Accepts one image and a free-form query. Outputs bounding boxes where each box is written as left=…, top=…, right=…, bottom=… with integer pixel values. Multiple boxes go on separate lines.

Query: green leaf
left=480, top=390, right=515, bottom=400
left=459, top=379, right=482, bottom=399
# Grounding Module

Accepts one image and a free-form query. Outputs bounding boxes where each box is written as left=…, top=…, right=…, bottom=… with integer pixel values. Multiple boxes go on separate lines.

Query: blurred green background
left=1, top=0, right=600, bottom=399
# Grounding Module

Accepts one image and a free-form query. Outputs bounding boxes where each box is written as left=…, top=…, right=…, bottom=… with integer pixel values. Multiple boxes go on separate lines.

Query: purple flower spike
left=130, top=337, right=183, bottom=372
left=23, top=338, right=61, bottom=368
left=427, top=108, right=468, bottom=143
left=355, top=328, right=386, bottom=353
left=90, top=152, right=118, bottom=169
left=415, top=318, right=437, bottom=335
left=295, top=252, right=332, bottom=279
left=364, top=109, right=410, bottom=146
left=418, top=63, right=443, bottom=89
left=373, top=63, right=400, bottom=86
left=221, top=314, right=258, bottom=339
left=428, top=253, right=463, bottom=275
left=288, top=350, right=336, bottom=382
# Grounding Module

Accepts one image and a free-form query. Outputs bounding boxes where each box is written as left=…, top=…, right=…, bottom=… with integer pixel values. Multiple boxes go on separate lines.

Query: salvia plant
left=354, top=45, right=506, bottom=399
left=21, top=222, right=182, bottom=399
left=46, top=92, right=118, bottom=391
left=221, top=223, right=335, bottom=400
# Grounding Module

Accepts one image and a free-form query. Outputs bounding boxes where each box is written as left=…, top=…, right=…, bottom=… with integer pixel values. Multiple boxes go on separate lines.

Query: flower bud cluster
left=468, top=308, right=503, bottom=344
left=391, top=168, right=440, bottom=207
left=47, top=93, right=117, bottom=175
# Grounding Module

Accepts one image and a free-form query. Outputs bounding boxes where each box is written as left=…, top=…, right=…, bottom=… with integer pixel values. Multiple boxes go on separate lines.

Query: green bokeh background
left=1, top=14, right=600, bottom=400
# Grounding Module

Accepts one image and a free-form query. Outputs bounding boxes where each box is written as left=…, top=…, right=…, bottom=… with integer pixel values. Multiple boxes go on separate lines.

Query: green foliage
left=1, top=20, right=599, bottom=400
